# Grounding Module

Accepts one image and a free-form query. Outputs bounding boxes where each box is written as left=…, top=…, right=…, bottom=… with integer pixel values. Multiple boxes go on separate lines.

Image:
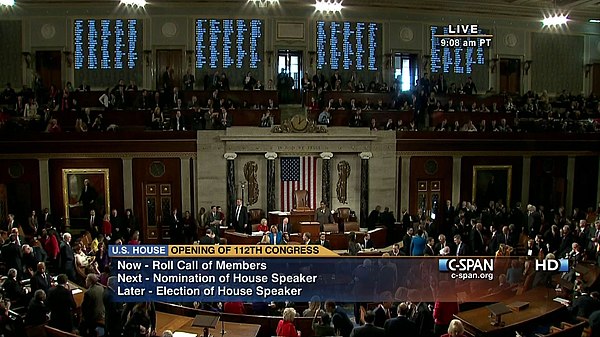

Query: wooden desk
left=290, top=210, right=315, bottom=233
left=299, top=221, right=321, bottom=240
left=454, top=287, right=566, bottom=337
left=157, top=311, right=260, bottom=337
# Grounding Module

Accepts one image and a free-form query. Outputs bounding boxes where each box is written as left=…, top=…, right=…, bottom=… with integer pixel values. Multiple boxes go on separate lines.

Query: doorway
left=499, top=58, right=521, bottom=94
left=142, top=183, right=172, bottom=243
left=35, top=50, right=62, bottom=92
left=393, top=53, right=419, bottom=92
left=277, top=50, right=303, bottom=104
left=156, top=49, right=183, bottom=92
left=592, top=63, right=600, bottom=95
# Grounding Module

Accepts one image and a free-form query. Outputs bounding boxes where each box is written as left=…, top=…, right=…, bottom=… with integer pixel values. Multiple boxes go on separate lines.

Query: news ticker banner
left=110, top=245, right=570, bottom=303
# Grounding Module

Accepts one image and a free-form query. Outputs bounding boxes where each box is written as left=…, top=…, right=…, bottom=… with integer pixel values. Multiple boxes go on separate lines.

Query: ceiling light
left=315, top=0, right=342, bottom=13
left=248, top=0, right=278, bottom=8
left=542, top=14, right=568, bottom=26
left=589, top=19, right=600, bottom=23
left=120, top=0, right=146, bottom=7
left=0, top=0, right=15, bottom=6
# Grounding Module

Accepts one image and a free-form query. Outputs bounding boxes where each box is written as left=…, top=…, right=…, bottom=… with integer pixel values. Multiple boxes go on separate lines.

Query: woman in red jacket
left=102, top=214, right=112, bottom=237
left=276, top=308, right=299, bottom=337
left=433, top=301, right=459, bottom=337
left=257, top=218, right=269, bottom=232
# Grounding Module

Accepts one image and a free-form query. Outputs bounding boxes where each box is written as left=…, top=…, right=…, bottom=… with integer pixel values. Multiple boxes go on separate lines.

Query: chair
left=248, top=209, right=263, bottom=225
left=294, top=190, right=309, bottom=210
left=337, top=207, right=351, bottom=221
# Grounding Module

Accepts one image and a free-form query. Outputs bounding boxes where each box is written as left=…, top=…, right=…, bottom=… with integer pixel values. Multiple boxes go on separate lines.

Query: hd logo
left=534, top=259, right=569, bottom=272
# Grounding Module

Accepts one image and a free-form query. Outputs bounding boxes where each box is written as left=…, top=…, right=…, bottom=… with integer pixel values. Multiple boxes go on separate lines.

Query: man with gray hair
left=162, top=331, right=174, bottom=337
left=104, top=276, right=123, bottom=337
left=59, top=232, right=75, bottom=281
left=81, top=274, right=105, bottom=337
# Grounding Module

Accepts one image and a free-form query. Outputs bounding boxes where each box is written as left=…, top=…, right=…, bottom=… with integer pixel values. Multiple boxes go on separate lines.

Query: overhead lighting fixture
left=120, top=0, right=146, bottom=7
left=590, top=19, right=600, bottom=23
left=542, top=13, right=568, bottom=26
left=315, top=0, right=343, bottom=13
left=248, top=0, right=278, bottom=7
left=0, top=0, right=15, bottom=6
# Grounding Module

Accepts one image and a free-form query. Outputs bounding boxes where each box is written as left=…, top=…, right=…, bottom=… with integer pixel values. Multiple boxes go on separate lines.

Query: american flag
left=280, top=156, right=317, bottom=212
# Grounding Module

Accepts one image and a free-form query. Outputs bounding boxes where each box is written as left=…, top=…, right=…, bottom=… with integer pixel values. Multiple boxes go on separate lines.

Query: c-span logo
left=534, top=259, right=569, bottom=272
left=438, top=258, right=494, bottom=272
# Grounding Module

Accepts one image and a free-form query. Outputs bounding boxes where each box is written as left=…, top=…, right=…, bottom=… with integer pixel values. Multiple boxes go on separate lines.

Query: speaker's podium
left=289, top=190, right=318, bottom=237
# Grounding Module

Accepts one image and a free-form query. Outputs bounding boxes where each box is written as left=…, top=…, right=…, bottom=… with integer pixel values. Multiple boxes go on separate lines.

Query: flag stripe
left=280, top=156, right=317, bottom=211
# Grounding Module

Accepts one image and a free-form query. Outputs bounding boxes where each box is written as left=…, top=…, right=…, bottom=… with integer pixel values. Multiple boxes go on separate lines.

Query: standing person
left=349, top=310, right=385, bottom=337
left=324, top=301, right=354, bottom=337
left=47, top=274, right=76, bottom=333
left=183, top=69, right=195, bottom=91
left=315, top=201, right=333, bottom=232
left=59, top=233, right=76, bottom=281
left=104, top=276, right=123, bottom=337
left=232, top=199, right=249, bottom=234
left=80, top=274, right=105, bottom=337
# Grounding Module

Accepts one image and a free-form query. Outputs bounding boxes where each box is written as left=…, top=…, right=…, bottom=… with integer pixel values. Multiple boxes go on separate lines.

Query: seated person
left=257, top=218, right=269, bottom=232
left=3, top=268, right=29, bottom=306
left=26, top=289, right=49, bottom=326
left=334, top=98, right=345, bottom=110
left=260, top=110, right=274, bottom=127
left=74, top=243, right=98, bottom=275
left=349, top=109, right=365, bottom=127
left=318, top=108, right=331, bottom=126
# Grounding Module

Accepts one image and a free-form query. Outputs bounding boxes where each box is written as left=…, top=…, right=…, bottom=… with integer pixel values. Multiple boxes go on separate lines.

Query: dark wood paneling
left=132, top=158, right=181, bottom=243
left=396, top=132, right=600, bottom=153
left=529, top=156, right=567, bottom=210
left=0, top=132, right=196, bottom=154
left=0, top=159, right=40, bottom=224
left=409, top=156, right=453, bottom=214
left=48, top=158, right=123, bottom=230
left=573, top=156, right=599, bottom=212
left=460, top=156, right=523, bottom=208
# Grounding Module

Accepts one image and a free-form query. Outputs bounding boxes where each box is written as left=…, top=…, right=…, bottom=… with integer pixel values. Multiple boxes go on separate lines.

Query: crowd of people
left=0, top=194, right=598, bottom=336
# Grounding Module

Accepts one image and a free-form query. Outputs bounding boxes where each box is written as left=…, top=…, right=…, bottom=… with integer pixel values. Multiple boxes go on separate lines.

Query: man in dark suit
left=315, top=201, right=333, bottom=231
left=444, top=200, right=455, bottom=232
left=47, top=274, right=76, bottom=333
left=198, top=228, right=216, bottom=245
left=207, top=206, right=222, bottom=242
left=373, top=297, right=395, bottom=328
left=454, top=234, right=468, bottom=256
left=368, top=206, right=382, bottom=230
left=232, top=199, right=249, bottom=234
left=87, top=209, right=101, bottom=236
left=3, top=268, right=28, bottom=306
left=568, top=291, right=600, bottom=319
left=384, top=303, right=417, bottom=337
left=317, top=232, right=331, bottom=249
left=302, top=232, right=313, bottom=245
left=402, top=227, right=414, bottom=255
left=39, top=208, right=55, bottom=231
left=79, top=178, right=98, bottom=216
left=470, top=222, right=486, bottom=255
left=81, top=274, right=105, bottom=337
left=350, top=310, right=385, bottom=337
left=527, top=204, right=542, bottom=238
left=59, top=233, right=76, bottom=282
left=279, top=217, right=292, bottom=234
left=362, top=233, right=374, bottom=249
left=170, top=110, right=186, bottom=131
left=424, top=237, right=436, bottom=256
left=325, top=301, right=354, bottom=337
left=2, top=234, right=22, bottom=279
left=109, top=208, right=124, bottom=242
left=104, top=276, right=123, bottom=337
left=31, top=262, right=52, bottom=293
left=169, top=208, right=183, bottom=244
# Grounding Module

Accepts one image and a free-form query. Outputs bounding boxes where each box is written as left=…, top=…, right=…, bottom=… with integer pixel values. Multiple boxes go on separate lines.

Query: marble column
left=224, top=153, right=237, bottom=226
left=400, top=155, right=411, bottom=213
left=452, top=156, right=462, bottom=205
left=265, top=152, right=278, bottom=212
left=521, top=156, right=531, bottom=206
left=122, top=158, right=134, bottom=210
left=566, top=156, right=576, bottom=213
left=180, top=157, right=191, bottom=213
left=320, top=152, right=333, bottom=208
left=359, top=152, right=373, bottom=228
left=39, top=159, right=51, bottom=210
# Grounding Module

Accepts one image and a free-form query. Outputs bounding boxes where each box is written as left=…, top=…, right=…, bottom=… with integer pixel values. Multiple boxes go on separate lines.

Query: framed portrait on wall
left=472, top=165, right=512, bottom=208
left=62, top=168, right=110, bottom=228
